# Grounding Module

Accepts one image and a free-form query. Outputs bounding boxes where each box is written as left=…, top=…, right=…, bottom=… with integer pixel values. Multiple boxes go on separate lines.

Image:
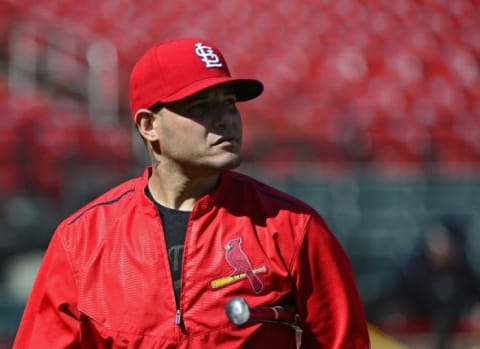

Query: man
left=13, top=38, right=370, bottom=348
left=383, top=215, right=480, bottom=349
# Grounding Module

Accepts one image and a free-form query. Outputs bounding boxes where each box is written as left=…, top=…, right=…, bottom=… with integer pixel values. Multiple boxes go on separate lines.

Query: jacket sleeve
left=291, top=213, right=370, bottom=349
left=13, top=229, right=81, bottom=348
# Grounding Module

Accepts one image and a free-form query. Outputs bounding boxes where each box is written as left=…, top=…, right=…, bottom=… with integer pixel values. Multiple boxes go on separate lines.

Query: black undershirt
left=146, top=188, right=190, bottom=306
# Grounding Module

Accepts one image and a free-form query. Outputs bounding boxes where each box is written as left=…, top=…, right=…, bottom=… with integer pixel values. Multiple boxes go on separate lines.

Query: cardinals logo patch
left=210, top=237, right=266, bottom=294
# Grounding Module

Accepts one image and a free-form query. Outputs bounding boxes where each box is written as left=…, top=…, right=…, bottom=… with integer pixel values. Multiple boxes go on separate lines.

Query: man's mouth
left=212, top=137, right=238, bottom=146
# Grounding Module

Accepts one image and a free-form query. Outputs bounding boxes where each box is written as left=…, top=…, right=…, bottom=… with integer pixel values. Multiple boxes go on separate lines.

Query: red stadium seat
left=0, top=126, right=20, bottom=163
left=0, top=0, right=479, bottom=184
left=0, top=165, right=24, bottom=196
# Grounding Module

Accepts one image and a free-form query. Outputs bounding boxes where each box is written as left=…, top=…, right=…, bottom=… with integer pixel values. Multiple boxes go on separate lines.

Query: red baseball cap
left=129, top=38, right=263, bottom=119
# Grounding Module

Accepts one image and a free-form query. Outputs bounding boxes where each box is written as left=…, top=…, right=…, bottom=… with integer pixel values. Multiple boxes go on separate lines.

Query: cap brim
left=160, top=77, right=263, bottom=104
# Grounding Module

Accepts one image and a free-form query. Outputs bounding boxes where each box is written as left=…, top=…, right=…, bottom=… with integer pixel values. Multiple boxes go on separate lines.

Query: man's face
left=153, top=84, right=242, bottom=174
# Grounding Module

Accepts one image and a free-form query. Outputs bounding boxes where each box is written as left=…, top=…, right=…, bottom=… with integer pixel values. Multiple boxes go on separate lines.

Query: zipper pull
left=175, top=309, right=182, bottom=325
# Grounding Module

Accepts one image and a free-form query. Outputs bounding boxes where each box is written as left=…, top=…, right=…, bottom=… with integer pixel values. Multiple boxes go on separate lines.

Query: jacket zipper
left=153, top=195, right=201, bottom=328
left=175, top=309, right=182, bottom=325
left=174, top=202, right=201, bottom=328
left=151, top=204, right=185, bottom=328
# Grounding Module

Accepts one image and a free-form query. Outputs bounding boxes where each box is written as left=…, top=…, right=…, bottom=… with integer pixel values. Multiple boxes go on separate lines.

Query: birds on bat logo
left=210, top=237, right=266, bottom=294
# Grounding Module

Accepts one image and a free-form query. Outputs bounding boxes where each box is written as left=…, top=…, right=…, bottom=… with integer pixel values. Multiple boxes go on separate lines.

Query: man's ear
left=135, top=109, right=159, bottom=142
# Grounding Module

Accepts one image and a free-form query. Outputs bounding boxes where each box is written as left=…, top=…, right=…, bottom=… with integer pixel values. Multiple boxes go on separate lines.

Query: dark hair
left=149, top=102, right=163, bottom=114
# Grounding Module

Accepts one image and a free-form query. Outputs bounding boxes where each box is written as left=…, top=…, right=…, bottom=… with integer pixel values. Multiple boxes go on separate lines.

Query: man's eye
left=224, top=99, right=237, bottom=109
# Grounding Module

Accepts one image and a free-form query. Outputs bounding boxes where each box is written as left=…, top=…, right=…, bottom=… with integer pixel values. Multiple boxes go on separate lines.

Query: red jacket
left=14, top=167, right=369, bottom=348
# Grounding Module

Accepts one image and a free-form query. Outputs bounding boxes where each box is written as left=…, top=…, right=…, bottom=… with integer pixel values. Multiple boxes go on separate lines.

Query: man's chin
left=209, top=155, right=242, bottom=172
left=218, top=156, right=242, bottom=171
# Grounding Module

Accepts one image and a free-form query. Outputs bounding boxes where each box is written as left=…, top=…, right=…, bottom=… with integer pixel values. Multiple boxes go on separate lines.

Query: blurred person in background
left=380, top=215, right=480, bottom=349
left=12, top=38, right=369, bottom=348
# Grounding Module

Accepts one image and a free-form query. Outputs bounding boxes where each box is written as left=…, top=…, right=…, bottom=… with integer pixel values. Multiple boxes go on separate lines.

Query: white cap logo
left=194, top=43, right=223, bottom=68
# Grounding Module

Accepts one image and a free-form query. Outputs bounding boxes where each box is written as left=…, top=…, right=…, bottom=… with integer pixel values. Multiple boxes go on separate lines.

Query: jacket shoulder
left=63, top=177, right=138, bottom=226
left=52, top=176, right=144, bottom=263
left=227, top=171, right=317, bottom=215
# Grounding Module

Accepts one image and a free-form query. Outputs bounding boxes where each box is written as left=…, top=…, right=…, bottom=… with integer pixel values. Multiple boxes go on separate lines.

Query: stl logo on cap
left=194, top=43, right=223, bottom=68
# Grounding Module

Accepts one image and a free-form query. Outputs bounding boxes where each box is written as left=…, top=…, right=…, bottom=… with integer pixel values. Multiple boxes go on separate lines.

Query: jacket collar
left=135, top=166, right=233, bottom=213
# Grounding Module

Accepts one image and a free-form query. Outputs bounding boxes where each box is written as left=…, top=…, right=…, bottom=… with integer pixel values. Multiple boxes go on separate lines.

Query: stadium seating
left=0, top=0, right=478, bottom=179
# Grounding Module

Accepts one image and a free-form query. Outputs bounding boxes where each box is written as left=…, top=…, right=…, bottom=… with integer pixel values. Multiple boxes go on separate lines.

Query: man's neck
left=147, top=166, right=220, bottom=211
